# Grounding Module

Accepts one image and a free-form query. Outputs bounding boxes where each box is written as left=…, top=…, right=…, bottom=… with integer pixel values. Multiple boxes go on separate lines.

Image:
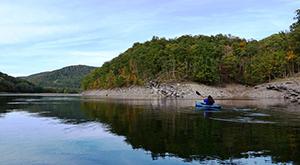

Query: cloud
left=70, top=50, right=118, bottom=58
left=1, top=0, right=300, bottom=76
left=0, top=1, right=71, bottom=44
left=68, top=50, right=118, bottom=66
left=0, top=25, right=67, bottom=44
left=33, top=35, right=104, bottom=49
left=35, top=51, right=114, bottom=70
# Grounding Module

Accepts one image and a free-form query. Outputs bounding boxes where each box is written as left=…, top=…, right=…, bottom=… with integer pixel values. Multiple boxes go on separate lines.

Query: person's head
left=208, top=95, right=214, bottom=104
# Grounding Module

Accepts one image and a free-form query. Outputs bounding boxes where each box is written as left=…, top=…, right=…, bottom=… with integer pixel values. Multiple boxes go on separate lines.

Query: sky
left=0, top=0, right=299, bottom=77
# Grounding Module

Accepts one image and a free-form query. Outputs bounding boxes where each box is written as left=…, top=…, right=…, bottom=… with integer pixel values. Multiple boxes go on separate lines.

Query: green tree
left=192, top=41, right=219, bottom=83
left=290, top=9, right=300, bottom=31
left=220, top=52, right=238, bottom=82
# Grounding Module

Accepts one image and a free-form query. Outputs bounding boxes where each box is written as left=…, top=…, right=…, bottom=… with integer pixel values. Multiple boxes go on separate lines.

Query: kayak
left=195, top=101, right=221, bottom=109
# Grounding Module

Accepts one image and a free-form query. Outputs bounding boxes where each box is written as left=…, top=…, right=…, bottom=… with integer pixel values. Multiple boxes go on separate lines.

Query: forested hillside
left=0, top=71, right=44, bottom=93
left=81, top=10, right=300, bottom=90
left=22, top=65, right=96, bottom=93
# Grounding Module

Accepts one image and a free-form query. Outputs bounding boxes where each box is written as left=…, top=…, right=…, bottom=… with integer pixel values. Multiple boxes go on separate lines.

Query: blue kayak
left=195, top=101, right=221, bottom=109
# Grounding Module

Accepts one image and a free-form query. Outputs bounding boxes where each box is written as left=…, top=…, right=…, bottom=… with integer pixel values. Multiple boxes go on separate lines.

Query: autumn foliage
left=82, top=9, right=300, bottom=90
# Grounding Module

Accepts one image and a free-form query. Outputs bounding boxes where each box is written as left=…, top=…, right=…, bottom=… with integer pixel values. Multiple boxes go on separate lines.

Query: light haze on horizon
left=0, top=0, right=299, bottom=77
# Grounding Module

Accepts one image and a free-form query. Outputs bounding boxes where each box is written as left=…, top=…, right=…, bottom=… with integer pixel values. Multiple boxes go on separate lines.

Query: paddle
left=196, top=91, right=204, bottom=98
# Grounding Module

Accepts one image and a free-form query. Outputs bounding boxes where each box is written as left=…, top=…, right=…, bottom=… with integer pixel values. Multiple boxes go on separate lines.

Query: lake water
left=1, top=95, right=300, bottom=165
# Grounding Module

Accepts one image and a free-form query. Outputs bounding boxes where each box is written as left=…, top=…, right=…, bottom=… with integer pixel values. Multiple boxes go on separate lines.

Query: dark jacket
left=204, top=98, right=215, bottom=105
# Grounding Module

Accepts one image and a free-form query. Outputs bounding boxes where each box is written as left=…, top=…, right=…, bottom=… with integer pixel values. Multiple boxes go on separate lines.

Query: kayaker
left=204, top=95, right=215, bottom=105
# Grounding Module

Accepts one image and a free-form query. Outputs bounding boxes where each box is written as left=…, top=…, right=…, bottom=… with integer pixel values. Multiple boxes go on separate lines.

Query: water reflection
left=1, top=95, right=300, bottom=164
left=0, top=95, right=89, bottom=124
left=79, top=99, right=300, bottom=164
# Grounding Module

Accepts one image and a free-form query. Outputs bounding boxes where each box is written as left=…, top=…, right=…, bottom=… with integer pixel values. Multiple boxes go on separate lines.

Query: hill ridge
left=21, top=65, right=96, bottom=93
left=0, top=71, right=44, bottom=93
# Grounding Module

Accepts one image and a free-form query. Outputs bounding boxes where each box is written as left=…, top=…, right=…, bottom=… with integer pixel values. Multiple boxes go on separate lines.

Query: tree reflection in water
left=1, top=96, right=300, bottom=164
left=81, top=100, right=300, bottom=164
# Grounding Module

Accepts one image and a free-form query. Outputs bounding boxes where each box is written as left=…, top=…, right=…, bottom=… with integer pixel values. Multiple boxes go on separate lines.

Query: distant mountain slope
left=0, top=71, right=44, bottom=93
left=21, top=65, right=96, bottom=93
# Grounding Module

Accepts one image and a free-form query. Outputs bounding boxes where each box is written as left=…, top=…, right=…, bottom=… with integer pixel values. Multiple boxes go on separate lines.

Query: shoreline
left=81, top=80, right=300, bottom=101
left=2, top=80, right=299, bottom=102
left=0, top=93, right=81, bottom=97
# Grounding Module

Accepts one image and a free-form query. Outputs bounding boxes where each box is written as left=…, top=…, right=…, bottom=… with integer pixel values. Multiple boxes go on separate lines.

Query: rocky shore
left=82, top=80, right=300, bottom=102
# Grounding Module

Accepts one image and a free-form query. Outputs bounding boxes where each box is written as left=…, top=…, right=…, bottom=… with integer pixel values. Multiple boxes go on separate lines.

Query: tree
left=192, top=41, right=219, bottom=83
left=81, top=10, right=300, bottom=89
left=220, top=52, right=238, bottom=82
left=290, top=9, right=300, bottom=31
left=285, top=50, right=298, bottom=76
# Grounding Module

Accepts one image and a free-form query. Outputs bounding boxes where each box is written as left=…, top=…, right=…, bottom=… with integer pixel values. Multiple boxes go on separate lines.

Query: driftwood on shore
left=149, top=81, right=186, bottom=98
left=266, top=81, right=300, bottom=102
left=82, top=80, right=300, bottom=102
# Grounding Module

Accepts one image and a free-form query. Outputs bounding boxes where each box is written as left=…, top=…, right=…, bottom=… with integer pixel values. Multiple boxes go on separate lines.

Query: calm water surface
left=1, top=95, right=300, bottom=165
